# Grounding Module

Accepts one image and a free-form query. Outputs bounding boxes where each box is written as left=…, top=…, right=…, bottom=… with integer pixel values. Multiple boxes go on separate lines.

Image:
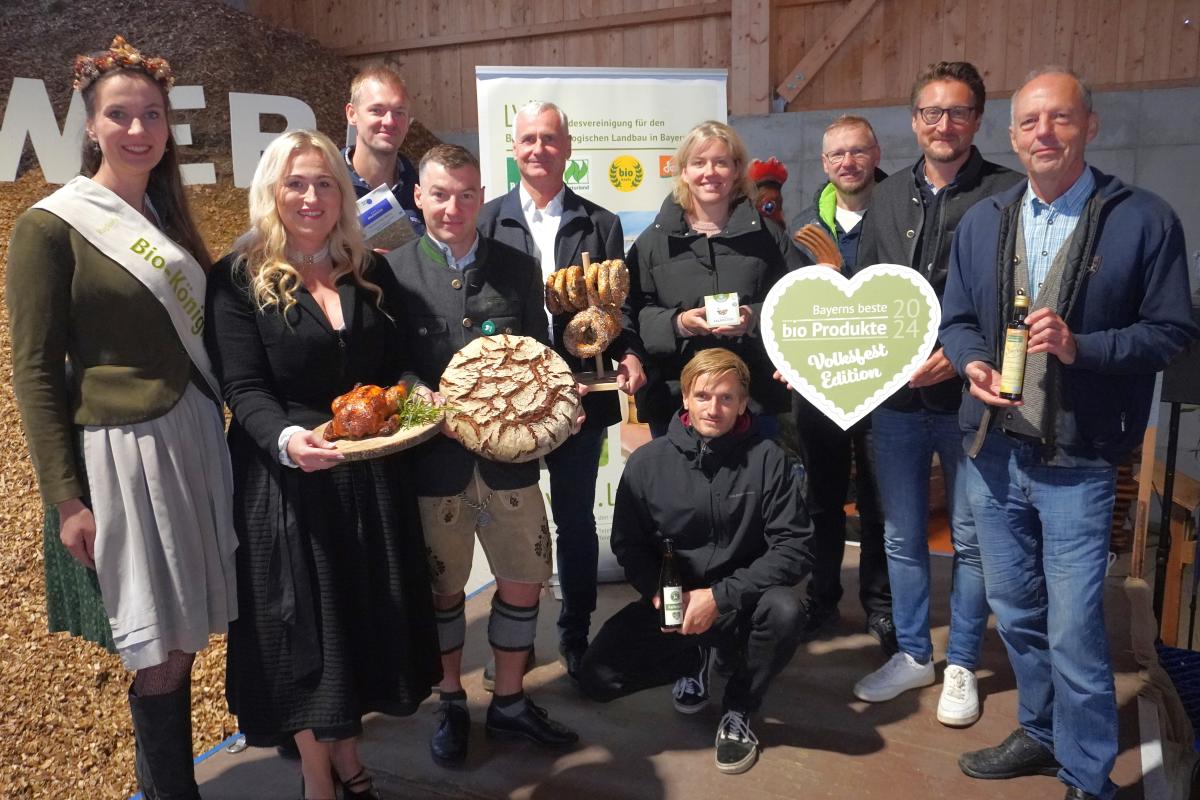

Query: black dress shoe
left=430, top=702, right=470, bottom=767
left=959, top=728, right=1060, bottom=780
left=1064, top=787, right=1097, bottom=799
left=559, top=641, right=586, bottom=680
left=485, top=697, right=579, bottom=748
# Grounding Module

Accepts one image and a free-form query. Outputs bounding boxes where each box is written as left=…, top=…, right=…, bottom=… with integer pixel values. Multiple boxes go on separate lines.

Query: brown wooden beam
left=730, top=0, right=772, bottom=114
left=775, top=0, right=880, bottom=103
left=335, top=1, right=733, bottom=57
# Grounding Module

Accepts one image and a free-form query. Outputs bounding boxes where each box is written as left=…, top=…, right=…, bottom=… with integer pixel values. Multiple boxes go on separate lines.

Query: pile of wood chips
left=0, top=3, right=439, bottom=797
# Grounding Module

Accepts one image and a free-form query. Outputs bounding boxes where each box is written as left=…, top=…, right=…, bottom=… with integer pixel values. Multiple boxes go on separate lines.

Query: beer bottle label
left=663, top=585, right=684, bottom=626
left=999, top=329, right=1028, bottom=395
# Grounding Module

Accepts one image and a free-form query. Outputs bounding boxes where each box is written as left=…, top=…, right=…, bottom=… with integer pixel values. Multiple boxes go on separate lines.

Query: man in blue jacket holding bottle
left=940, top=67, right=1197, bottom=800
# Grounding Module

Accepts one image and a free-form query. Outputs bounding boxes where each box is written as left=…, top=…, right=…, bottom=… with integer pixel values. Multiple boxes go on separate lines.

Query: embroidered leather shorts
left=418, top=466, right=552, bottom=596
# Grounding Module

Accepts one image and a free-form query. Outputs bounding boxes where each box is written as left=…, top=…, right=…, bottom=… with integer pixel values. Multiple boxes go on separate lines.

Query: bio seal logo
left=608, top=155, right=644, bottom=192
left=563, top=159, right=590, bottom=190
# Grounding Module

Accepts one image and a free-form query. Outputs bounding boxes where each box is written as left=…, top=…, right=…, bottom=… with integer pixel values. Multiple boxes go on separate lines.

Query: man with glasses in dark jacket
left=851, top=62, right=1023, bottom=728
left=788, top=114, right=895, bottom=656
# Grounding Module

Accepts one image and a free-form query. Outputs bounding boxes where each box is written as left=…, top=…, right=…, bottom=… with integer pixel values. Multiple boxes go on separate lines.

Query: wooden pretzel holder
left=568, top=252, right=621, bottom=392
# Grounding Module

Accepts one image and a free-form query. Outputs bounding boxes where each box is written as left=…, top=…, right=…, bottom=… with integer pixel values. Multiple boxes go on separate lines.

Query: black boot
left=128, top=684, right=201, bottom=800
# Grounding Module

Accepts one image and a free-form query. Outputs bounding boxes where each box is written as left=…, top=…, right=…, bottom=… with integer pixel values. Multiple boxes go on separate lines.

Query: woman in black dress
left=205, top=129, right=440, bottom=799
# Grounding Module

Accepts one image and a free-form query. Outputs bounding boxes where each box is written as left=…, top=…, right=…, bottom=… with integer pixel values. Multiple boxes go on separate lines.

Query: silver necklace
left=287, top=243, right=331, bottom=265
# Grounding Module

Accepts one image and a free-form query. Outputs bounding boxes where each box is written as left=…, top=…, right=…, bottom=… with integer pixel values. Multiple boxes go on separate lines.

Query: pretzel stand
left=551, top=251, right=624, bottom=392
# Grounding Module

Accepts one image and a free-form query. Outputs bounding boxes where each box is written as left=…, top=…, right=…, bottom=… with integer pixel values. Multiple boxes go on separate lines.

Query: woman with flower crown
left=6, top=37, right=237, bottom=798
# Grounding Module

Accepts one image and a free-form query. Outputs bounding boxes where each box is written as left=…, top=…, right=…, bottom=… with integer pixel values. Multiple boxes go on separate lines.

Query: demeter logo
left=608, top=156, right=644, bottom=192
left=564, top=159, right=590, bottom=190
left=658, top=155, right=677, bottom=178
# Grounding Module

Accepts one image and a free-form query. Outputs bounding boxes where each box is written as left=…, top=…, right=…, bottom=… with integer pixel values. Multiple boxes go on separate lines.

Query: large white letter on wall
left=229, top=92, right=316, bottom=188
left=0, top=78, right=86, bottom=183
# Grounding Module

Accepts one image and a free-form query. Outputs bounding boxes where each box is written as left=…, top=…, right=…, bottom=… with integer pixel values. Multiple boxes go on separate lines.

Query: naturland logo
left=608, top=156, right=644, bottom=192
left=506, top=157, right=590, bottom=191
left=564, top=159, right=590, bottom=190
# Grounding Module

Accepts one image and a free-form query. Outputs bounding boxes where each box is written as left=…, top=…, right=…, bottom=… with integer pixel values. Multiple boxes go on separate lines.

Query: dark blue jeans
left=544, top=425, right=606, bottom=650
left=870, top=407, right=987, bottom=668
left=967, top=431, right=1118, bottom=799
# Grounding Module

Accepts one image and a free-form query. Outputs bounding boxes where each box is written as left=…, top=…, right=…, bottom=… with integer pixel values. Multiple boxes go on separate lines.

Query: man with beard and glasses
left=787, top=115, right=896, bottom=658
left=850, top=62, right=1023, bottom=728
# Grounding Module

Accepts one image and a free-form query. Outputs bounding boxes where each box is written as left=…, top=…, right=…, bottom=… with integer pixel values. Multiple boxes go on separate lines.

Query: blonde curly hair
left=233, top=129, right=380, bottom=315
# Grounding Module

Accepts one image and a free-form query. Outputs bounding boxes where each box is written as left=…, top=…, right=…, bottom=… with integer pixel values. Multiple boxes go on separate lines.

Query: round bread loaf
left=440, top=334, right=579, bottom=463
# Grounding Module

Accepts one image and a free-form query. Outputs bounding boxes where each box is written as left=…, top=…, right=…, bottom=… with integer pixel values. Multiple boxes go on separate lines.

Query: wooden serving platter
left=311, top=413, right=443, bottom=461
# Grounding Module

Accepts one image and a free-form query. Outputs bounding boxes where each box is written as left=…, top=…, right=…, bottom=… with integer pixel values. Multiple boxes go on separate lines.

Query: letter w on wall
left=0, top=78, right=86, bottom=183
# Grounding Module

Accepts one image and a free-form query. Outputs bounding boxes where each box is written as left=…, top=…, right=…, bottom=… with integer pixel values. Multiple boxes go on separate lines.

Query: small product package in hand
left=704, top=292, right=741, bottom=327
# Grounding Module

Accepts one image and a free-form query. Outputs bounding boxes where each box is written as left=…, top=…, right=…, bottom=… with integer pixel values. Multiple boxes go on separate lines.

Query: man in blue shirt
left=343, top=64, right=425, bottom=237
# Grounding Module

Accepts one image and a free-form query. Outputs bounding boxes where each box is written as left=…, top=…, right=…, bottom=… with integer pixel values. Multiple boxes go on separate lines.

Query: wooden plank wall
left=246, top=0, right=1200, bottom=133
left=773, top=0, right=1200, bottom=110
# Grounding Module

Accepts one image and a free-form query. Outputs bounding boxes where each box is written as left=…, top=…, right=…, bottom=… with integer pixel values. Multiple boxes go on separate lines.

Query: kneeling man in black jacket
left=578, top=348, right=813, bottom=774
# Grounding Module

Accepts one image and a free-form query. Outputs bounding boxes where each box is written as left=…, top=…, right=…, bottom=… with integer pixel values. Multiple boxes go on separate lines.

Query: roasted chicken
left=324, top=382, right=408, bottom=441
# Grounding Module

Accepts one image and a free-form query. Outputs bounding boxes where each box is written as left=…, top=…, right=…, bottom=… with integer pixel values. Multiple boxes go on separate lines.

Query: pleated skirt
left=81, top=382, right=239, bottom=671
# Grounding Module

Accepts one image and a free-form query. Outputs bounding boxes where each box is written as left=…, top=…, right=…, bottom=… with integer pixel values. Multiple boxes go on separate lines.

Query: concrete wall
left=733, top=85, right=1200, bottom=481
left=732, top=85, right=1200, bottom=276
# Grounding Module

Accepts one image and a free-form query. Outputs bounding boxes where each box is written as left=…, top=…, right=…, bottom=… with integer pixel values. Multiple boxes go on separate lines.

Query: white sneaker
left=937, top=664, right=980, bottom=726
left=853, top=652, right=934, bottom=702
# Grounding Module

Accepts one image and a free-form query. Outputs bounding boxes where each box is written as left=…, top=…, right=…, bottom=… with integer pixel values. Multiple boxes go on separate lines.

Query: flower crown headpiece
left=73, top=36, right=174, bottom=93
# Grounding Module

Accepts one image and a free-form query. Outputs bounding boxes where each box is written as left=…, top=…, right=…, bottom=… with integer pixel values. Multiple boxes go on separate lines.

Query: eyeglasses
left=916, top=105, right=975, bottom=125
left=822, top=147, right=876, bottom=165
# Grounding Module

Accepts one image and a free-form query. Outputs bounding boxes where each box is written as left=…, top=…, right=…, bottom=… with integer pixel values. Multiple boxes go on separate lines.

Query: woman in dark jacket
left=627, top=121, right=803, bottom=436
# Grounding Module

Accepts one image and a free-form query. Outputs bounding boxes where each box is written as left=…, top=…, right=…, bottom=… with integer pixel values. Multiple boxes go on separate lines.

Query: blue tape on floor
left=127, top=732, right=244, bottom=800
left=127, top=581, right=500, bottom=799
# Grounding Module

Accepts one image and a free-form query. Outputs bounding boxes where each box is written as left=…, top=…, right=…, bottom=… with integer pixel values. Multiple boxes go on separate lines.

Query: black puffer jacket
left=627, top=195, right=804, bottom=428
left=610, top=411, right=813, bottom=615
left=857, top=147, right=1023, bottom=412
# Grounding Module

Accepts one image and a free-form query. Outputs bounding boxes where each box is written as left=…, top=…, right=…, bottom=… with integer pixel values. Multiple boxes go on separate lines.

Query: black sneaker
left=714, top=710, right=759, bottom=774
left=672, top=647, right=712, bottom=714
left=797, top=599, right=840, bottom=642
left=866, top=612, right=899, bottom=657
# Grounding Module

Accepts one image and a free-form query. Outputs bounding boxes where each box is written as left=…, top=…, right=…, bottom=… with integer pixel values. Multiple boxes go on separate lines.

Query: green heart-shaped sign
left=762, top=264, right=941, bottom=430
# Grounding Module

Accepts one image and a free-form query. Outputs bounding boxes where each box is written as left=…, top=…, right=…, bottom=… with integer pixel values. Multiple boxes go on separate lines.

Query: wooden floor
left=194, top=549, right=1148, bottom=799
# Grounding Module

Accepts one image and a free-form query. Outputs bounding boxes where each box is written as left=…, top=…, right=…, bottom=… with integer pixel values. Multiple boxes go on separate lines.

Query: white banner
left=475, top=65, right=728, bottom=247
left=470, top=66, right=727, bottom=592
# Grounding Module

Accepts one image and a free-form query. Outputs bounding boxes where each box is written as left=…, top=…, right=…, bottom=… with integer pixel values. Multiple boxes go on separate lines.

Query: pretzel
left=564, top=306, right=618, bottom=358
left=606, top=260, right=630, bottom=307
left=565, top=265, right=587, bottom=310
left=585, top=263, right=602, bottom=306
left=553, top=269, right=569, bottom=313
left=794, top=224, right=843, bottom=271
left=545, top=272, right=564, bottom=315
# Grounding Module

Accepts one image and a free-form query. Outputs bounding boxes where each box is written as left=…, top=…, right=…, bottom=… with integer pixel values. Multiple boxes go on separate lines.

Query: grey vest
left=999, top=213, right=1080, bottom=438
